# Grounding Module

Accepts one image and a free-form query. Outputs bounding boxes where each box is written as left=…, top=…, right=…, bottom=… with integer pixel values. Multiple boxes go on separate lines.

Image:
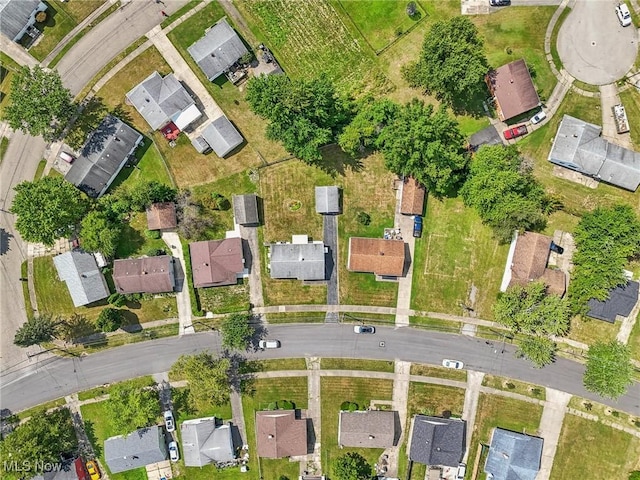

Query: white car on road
left=442, top=359, right=464, bottom=369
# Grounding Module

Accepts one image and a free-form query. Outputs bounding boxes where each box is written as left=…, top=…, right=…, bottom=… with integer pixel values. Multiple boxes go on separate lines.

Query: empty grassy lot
left=567, top=316, right=619, bottom=347
left=321, top=377, right=393, bottom=475
left=407, top=383, right=465, bottom=418
left=411, top=197, right=509, bottom=319
left=198, top=281, right=250, bottom=314
left=409, top=364, right=467, bottom=382
left=550, top=414, right=640, bottom=479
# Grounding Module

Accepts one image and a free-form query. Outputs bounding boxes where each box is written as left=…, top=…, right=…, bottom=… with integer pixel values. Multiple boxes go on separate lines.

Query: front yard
left=406, top=383, right=465, bottom=419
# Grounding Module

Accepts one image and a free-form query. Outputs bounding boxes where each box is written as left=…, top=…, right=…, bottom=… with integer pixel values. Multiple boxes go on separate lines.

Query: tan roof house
left=486, top=59, right=540, bottom=121
left=189, top=238, right=244, bottom=288
left=400, top=177, right=426, bottom=215
left=146, top=202, right=177, bottom=230
left=113, top=256, right=175, bottom=294
left=338, top=410, right=396, bottom=448
left=256, top=410, right=307, bottom=458
left=348, top=238, right=405, bottom=277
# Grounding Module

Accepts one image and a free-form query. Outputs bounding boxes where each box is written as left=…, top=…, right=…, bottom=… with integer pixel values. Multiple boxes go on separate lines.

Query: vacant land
left=321, top=377, right=393, bottom=474
left=567, top=316, right=619, bottom=346
left=77, top=376, right=155, bottom=401
left=198, top=282, right=250, bottom=314
left=550, top=414, right=640, bottom=479
left=411, top=197, right=508, bottom=318
left=407, top=383, right=465, bottom=418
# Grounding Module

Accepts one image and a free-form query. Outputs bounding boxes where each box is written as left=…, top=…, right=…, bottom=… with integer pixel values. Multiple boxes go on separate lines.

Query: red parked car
left=503, top=125, right=528, bottom=140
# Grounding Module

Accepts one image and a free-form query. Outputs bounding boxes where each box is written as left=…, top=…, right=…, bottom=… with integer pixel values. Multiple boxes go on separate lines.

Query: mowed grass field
left=406, top=382, right=465, bottom=418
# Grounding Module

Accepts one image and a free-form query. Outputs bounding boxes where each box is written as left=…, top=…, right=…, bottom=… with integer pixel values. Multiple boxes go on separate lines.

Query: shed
left=338, top=410, right=396, bottom=448
left=189, top=237, right=244, bottom=288
left=181, top=417, right=235, bottom=467
left=486, top=59, right=540, bottom=121
left=146, top=202, right=177, bottom=230
left=53, top=251, right=109, bottom=307
left=232, top=194, right=259, bottom=225
left=347, top=238, right=405, bottom=277
left=199, top=116, right=243, bottom=158
left=587, top=280, right=639, bottom=323
left=400, top=177, right=425, bottom=216
left=315, top=186, right=340, bottom=214
left=256, top=410, right=308, bottom=458
left=484, top=428, right=543, bottom=480
left=104, top=426, right=168, bottom=473
left=113, top=256, right=175, bottom=294
left=409, top=415, right=466, bottom=468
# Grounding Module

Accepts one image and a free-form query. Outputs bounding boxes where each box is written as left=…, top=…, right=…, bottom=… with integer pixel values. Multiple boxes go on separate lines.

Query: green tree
left=79, top=209, right=122, bottom=258
left=402, top=16, right=489, bottom=111
left=338, top=97, right=399, bottom=156
left=96, top=308, right=124, bottom=332
left=57, top=313, right=96, bottom=343
left=246, top=74, right=351, bottom=164
left=13, top=314, right=58, bottom=347
left=461, top=145, right=549, bottom=243
left=108, top=292, right=126, bottom=307
left=221, top=313, right=255, bottom=351
left=629, top=471, right=640, bottom=480
left=376, top=99, right=468, bottom=197
left=107, top=383, right=160, bottom=435
left=170, top=353, right=231, bottom=411
left=584, top=341, right=633, bottom=399
left=0, top=409, right=77, bottom=479
left=333, top=452, right=372, bottom=480
left=517, top=336, right=555, bottom=368
left=4, top=66, right=74, bottom=140
left=10, top=176, right=90, bottom=245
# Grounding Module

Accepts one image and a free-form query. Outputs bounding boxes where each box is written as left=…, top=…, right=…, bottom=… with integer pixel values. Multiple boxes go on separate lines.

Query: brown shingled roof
left=400, top=177, right=426, bottom=215
left=487, top=59, right=540, bottom=121
left=509, top=232, right=566, bottom=296
left=189, top=238, right=244, bottom=288
left=339, top=410, right=396, bottom=448
left=540, top=268, right=566, bottom=297
left=113, top=255, right=175, bottom=294
left=256, top=410, right=307, bottom=458
left=146, top=202, right=177, bottom=230
left=348, top=238, right=405, bottom=277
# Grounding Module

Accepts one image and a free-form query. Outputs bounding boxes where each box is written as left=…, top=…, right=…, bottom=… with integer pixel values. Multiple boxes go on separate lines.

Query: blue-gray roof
left=187, top=18, right=249, bottom=81
left=181, top=417, right=235, bottom=467
left=53, top=251, right=109, bottom=307
left=409, top=415, right=466, bottom=467
left=587, top=280, right=639, bottom=323
left=484, top=428, right=543, bottom=480
left=65, top=116, right=143, bottom=198
left=200, top=116, right=243, bottom=158
left=0, top=0, right=43, bottom=41
left=315, top=186, right=340, bottom=214
left=270, top=243, right=326, bottom=281
left=104, top=426, right=167, bottom=473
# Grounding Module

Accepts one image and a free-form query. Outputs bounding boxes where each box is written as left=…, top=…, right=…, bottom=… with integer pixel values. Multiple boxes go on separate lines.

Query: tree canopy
left=402, top=16, right=489, bottom=111
left=246, top=74, right=351, bottom=164
left=338, top=97, right=399, bottom=156
left=584, top=340, right=634, bottom=399
left=79, top=209, right=122, bottom=258
left=13, top=314, right=58, bottom=347
left=170, top=353, right=231, bottom=411
left=568, top=205, right=640, bottom=313
left=96, top=308, right=124, bottom=332
left=4, top=66, right=74, bottom=140
left=333, top=452, right=372, bottom=480
left=376, top=99, right=468, bottom=197
left=107, top=383, right=160, bottom=435
left=220, top=313, right=255, bottom=351
left=460, top=145, right=549, bottom=243
left=11, top=176, right=90, bottom=245
left=516, top=335, right=556, bottom=368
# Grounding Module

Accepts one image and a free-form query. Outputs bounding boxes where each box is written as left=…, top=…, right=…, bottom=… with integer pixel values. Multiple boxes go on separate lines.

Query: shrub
left=505, top=382, right=516, bottom=390
left=348, top=402, right=359, bottom=412
left=280, top=400, right=294, bottom=410
left=611, top=410, right=620, bottom=418
left=107, top=293, right=126, bottom=307
left=356, top=211, right=371, bottom=226
left=406, top=1, right=417, bottom=16
left=35, top=11, right=47, bottom=23
left=531, top=388, right=542, bottom=397
left=584, top=402, right=592, bottom=411
left=267, top=402, right=278, bottom=410
left=145, top=229, right=161, bottom=239
left=96, top=308, right=124, bottom=332
left=340, top=401, right=351, bottom=410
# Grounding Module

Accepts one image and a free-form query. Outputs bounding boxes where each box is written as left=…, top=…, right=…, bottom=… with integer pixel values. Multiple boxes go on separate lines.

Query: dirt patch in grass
left=482, top=374, right=546, bottom=401
left=410, top=364, right=467, bottom=382
left=407, top=382, right=465, bottom=418
left=320, top=358, right=395, bottom=372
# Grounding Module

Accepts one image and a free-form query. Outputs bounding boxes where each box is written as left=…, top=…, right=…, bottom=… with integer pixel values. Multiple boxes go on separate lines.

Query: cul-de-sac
left=1, top=0, right=640, bottom=479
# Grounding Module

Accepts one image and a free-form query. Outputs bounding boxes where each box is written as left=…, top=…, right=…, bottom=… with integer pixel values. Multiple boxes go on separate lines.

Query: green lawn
left=161, top=0, right=202, bottom=28
left=620, top=88, right=640, bottom=148
left=114, top=211, right=169, bottom=259
left=550, top=414, right=640, bottom=479
left=109, top=137, right=175, bottom=191
left=568, top=396, right=640, bottom=430
left=409, top=364, right=467, bottom=382
left=265, top=312, right=327, bottom=323
left=16, top=397, right=67, bottom=420
left=241, top=358, right=308, bottom=372
left=410, top=316, right=462, bottom=333
left=198, top=281, right=250, bottom=314
left=77, top=376, right=156, bottom=402
left=411, top=197, right=509, bottom=319
left=482, top=374, right=546, bottom=401
left=550, top=7, right=571, bottom=72
left=320, top=358, right=395, bottom=372
left=321, top=377, right=393, bottom=475
left=33, top=159, right=46, bottom=180
left=407, top=383, right=465, bottom=419
left=629, top=312, right=640, bottom=361
left=567, top=316, right=620, bottom=347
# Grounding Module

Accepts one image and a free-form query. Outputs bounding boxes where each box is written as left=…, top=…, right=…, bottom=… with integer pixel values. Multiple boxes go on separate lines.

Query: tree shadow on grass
left=83, top=419, right=102, bottom=457
left=318, top=144, right=364, bottom=177
left=120, top=310, right=141, bottom=331
left=115, top=222, right=145, bottom=258
left=171, top=386, right=195, bottom=416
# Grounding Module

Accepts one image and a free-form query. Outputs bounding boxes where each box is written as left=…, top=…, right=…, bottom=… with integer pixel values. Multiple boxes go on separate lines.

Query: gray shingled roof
left=339, top=410, right=396, bottom=448
left=315, top=186, right=340, bottom=214
left=409, top=415, right=466, bottom=467
left=181, top=417, right=235, bottom=467
left=484, top=428, right=543, bottom=480
left=104, top=426, right=167, bottom=473
left=232, top=194, right=259, bottom=225
left=548, top=115, right=640, bottom=191
left=199, top=116, right=243, bottom=158
left=587, top=280, right=639, bottom=323
left=187, top=18, right=249, bottom=81
left=65, top=116, right=143, bottom=198
left=0, top=0, right=43, bottom=41
left=126, top=71, right=200, bottom=131
left=270, top=243, right=325, bottom=281
left=53, top=251, right=109, bottom=307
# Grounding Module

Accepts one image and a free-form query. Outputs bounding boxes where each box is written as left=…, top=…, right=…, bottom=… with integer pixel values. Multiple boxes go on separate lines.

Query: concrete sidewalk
left=0, top=34, right=38, bottom=67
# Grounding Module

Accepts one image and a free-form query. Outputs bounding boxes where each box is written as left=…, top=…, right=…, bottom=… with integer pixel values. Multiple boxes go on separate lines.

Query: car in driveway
left=616, top=3, right=632, bottom=26
left=413, top=215, right=423, bottom=238
left=530, top=110, right=547, bottom=125
left=354, top=325, right=375, bottom=334
left=489, top=0, right=510, bottom=5
left=550, top=241, right=564, bottom=255
left=503, top=125, right=528, bottom=140
left=169, top=441, right=179, bottom=462
left=442, top=359, right=464, bottom=369
left=85, top=460, right=101, bottom=480
left=163, top=410, right=175, bottom=432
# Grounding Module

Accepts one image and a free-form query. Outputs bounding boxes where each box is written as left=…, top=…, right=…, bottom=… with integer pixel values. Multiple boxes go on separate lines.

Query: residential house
left=189, top=237, right=244, bottom=288
left=347, top=238, right=406, bottom=278
left=587, top=280, right=639, bottom=323
left=315, top=186, right=341, bottom=214
left=0, top=0, right=47, bottom=43
left=256, top=410, right=307, bottom=458
left=31, top=458, right=89, bottom=480
left=484, top=428, right=543, bottom=480
left=501, top=231, right=566, bottom=296
left=53, top=251, right=109, bottom=307
left=486, top=59, right=540, bottom=121
left=409, top=415, right=466, bottom=468
left=400, top=177, right=426, bottom=216
left=269, top=235, right=326, bottom=281
left=181, top=417, right=235, bottom=467
left=126, top=71, right=202, bottom=132
left=146, top=202, right=177, bottom=230
left=548, top=115, right=640, bottom=191
left=65, top=115, right=143, bottom=198
left=113, top=256, right=175, bottom=294
left=232, top=193, right=259, bottom=225
left=338, top=410, right=396, bottom=448
left=187, top=18, right=249, bottom=81
left=104, top=426, right=168, bottom=473
left=191, top=116, right=243, bottom=157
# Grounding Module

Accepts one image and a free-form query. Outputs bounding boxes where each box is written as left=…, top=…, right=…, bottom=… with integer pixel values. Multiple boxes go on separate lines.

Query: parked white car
left=442, top=359, right=464, bottom=369
left=163, top=410, right=175, bottom=433
left=530, top=110, right=547, bottom=125
left=168, top=441, right=179, bottom=462
left=616, top=3, right=632, bottom=27
left=259, top=340, right=281, bottom=349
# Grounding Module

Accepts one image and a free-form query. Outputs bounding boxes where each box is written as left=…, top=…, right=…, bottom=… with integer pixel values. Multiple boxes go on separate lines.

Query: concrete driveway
left=557, top=0, right=638, bottom=85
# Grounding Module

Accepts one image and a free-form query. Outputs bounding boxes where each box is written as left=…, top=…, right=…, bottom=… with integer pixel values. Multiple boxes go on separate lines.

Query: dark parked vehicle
left=413, top=216, right=423, bottom=238
left=550, top=242, right=564, bottom=254
left=503, top=125, right=528, bottom=140
left=490, top=0, right=511, bottom=5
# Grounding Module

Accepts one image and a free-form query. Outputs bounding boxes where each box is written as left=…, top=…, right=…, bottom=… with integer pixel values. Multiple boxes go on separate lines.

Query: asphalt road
left=2, top=324, right=639, bottom=414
